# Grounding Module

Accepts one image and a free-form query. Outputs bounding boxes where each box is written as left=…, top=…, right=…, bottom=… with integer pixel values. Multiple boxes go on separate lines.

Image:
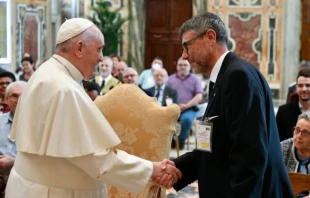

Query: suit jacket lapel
left=204, top=52, right=237, bottom=117
left=162, top=87, right=168, bottom=106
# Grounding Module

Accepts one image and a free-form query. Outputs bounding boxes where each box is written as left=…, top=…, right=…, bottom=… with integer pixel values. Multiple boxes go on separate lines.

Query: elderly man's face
left=117, top=62, right=127, bottom=75
left=5, top=85, right=23, bottom=113
left=82, top=26, right=104, bottom=80
left=123, top=70, right=139, bottom=85
left=154, top=69, right=167, bottom=87
left=0, top=77, right=12, bottom=97
left=99, top=59, right=112, bottom=78
left=293, top=118, right=310, bottom=151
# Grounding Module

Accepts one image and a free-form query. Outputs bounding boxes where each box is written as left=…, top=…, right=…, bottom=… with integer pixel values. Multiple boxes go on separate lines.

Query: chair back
left=288, top=172, right=310, bottom=196
left=95, top=84, right=180, bottom=198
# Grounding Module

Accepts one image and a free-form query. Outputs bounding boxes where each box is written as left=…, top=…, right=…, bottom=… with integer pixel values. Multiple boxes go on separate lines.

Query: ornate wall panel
left=208, top=0, right=283, bottom=99
left=13, top=0, right=50, bottom=70
left=16, top=4, right=46, bottom=67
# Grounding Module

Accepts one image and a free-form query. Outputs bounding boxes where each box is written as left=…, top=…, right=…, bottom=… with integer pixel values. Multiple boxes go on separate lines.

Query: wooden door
left=145, top=0, right=192, bottom=75
left=301, top=0, right=310, bottom=61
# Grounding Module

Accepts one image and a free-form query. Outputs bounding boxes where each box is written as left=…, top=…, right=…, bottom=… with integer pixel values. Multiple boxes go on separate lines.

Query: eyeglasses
left=182, top=31, right=207, bottom=53
left=7, top=94, right=20, bottom=101
left=0, top=82, right=11, bottom=86
left=123, top=74, right=137, bottom=79
left=293, top=126, right=310, bottom=137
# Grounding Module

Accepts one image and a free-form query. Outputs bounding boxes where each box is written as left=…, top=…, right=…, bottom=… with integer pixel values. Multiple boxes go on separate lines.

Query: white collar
left=99, top=74, right=112, bottom=82
left=209, top=51, right=229, bottom=83
left=53, top=54, right=84, bottom=83
left=156, top=84, right=166, bottom=90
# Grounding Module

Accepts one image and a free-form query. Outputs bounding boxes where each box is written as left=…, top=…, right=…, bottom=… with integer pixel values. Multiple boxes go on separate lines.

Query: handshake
left=151, top=159, right=182, bottom=188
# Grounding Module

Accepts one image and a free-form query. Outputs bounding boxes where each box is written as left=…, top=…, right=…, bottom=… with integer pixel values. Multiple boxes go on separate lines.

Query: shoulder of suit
left=278, top=101, right=299, bottom=111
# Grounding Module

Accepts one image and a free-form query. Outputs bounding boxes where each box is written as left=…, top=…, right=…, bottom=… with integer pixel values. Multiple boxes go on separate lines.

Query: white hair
left=6, top=81, right=27, bottom=95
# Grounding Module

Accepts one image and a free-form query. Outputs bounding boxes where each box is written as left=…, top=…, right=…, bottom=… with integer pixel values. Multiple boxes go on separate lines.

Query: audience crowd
left=1, top=26, right=310, bottom=197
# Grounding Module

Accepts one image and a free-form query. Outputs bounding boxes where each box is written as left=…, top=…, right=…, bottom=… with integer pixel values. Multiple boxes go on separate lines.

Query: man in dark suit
left=277, top=67, right=310, bottom=141
left=147, top=68, right=178, bottom=106
left=157, top=12, right=293, bottom=197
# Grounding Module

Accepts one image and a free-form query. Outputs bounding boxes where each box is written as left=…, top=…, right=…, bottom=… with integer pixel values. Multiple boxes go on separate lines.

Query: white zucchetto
left=56, top=18, right=94, bottom=45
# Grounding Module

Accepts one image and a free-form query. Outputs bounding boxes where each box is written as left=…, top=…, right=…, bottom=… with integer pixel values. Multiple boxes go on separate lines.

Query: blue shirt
left=155, top=84, right=166, bottom=106
left=0, top=112, right=16, bottom=158
left=0, top=111, right=16, bottom=175
left=139, top=69, right=155, bottom=90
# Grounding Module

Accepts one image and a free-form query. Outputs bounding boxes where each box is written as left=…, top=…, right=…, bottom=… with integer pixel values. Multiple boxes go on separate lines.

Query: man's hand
left=0, top=155, right=15, bottom=170
left=151, top=159, right=182, bottom=188
left=179, top=104, right=188, bottom=112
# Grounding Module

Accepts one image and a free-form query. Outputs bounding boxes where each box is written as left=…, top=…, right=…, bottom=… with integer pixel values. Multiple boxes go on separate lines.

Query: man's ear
left=206, top=29, right=217, bottom=44
left=74, top=40, right=84, bottom=58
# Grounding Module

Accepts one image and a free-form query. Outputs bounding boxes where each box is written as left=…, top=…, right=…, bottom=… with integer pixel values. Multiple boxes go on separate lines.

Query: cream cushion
left=95, top=84, right=180, bottom=198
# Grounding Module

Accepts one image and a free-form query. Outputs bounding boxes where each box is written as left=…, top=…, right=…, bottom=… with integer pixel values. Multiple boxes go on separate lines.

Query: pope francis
left=5, top=18, right=181, bottom=197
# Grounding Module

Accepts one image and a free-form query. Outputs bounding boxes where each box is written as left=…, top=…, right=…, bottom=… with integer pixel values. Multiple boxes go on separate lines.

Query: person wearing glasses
left=0, top=70, right=16, bottom=114
left=122, top=67, right=153, bottom=96
left=0, top=81, right=26, bottom=193
left=281, top=111, right=310, bottom=198
left=156, top=11, right=293, bottom=197
left=276, top=67, right=310, bottom=141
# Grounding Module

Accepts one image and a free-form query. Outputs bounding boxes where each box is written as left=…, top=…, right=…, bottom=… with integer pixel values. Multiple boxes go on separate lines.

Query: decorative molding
left=16, top=3, right=46, bottom=67
left=227, top=13, right=262, bottom=68
left=0, top=0, right=12, bottom=64
left=269, top=0, right=277, bottom=8
left=267, top=13, right=277, bottom=80
left=228, top=0, right=262, bottom=8
left=212, top=0, right=221, bottom=9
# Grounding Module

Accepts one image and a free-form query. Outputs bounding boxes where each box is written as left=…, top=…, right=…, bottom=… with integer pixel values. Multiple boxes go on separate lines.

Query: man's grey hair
left=102, top=56, right=113, bottom=68
left=6, top=81, right=27, bottom=95
left=154, top=68, right=168, bottom=78
left=56, top=27, right=95, bottom=53
left=298, top=111, right=310, bottom=121
left=122, top=67, right=138, bottom=77
left=179, top=12, right=228, bottom=45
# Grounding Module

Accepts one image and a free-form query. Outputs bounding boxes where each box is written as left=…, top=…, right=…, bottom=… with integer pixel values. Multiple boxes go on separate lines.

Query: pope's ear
left=74, top=40, right=83, bottom=58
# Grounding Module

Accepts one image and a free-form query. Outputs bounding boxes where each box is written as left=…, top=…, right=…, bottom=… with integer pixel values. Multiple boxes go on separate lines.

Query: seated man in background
left=84, top=81, right=100, bottom=101
left=147, top=68, right=178, bottom=106
left=93, top=56, right=121, bottom=95
left=287, top=60, right=310, bottom=103
left=281, top=111, right=310, bottom=198
left=0, top=81, right=26, bottom=192
left=139, top=57, right=163, bottom=90
left=122, top=67, right=153, bottom=97
left=115, top=61, right=128, bottom=82
left=0, top=70, right=15, bottom=114
left=167, top=58, right=203, bottom=150
left=277, top=67, right=310, bottom=141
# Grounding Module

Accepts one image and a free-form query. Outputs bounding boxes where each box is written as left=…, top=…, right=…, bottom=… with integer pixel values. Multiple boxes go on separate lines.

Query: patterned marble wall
left=208, top=0, right=283, bottom=99
left=13, top=0, right=50, bottom=70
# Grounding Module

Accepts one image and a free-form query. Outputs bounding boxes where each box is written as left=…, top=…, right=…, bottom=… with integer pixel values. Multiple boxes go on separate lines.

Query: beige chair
left=95, top=84, right=180, bottom=198
left=288, top=172, right=310, bottom=197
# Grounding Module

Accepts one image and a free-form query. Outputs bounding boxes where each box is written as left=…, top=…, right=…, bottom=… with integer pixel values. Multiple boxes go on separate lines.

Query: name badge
left=196, top=116, right=218, bottom=153
left=165, top=97, right=173, bottom=106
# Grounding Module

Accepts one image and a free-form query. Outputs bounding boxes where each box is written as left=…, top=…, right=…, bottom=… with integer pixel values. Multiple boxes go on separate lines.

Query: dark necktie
left=100, top=80, right=105, bottom=89
left=208, top=81, right=215, bottom=102
left=155, top=88, right=161, bottom=99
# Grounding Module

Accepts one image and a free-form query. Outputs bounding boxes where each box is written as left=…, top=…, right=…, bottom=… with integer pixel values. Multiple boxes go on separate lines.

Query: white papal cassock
left=5, top=54, right=153, bottom=198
